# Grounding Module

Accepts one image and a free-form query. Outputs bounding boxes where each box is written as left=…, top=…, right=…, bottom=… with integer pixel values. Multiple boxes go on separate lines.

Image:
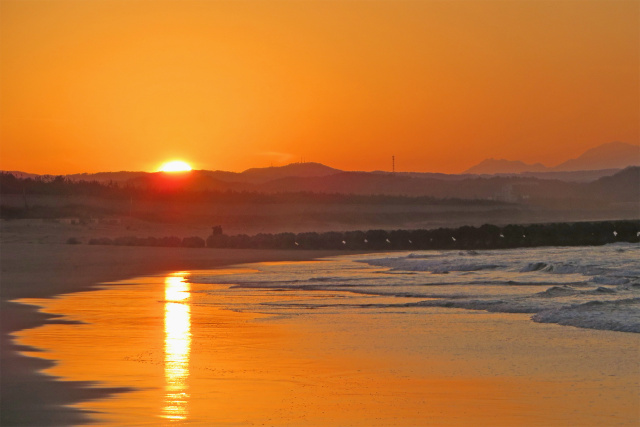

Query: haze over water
left=15, top=244, right=640, bottom=425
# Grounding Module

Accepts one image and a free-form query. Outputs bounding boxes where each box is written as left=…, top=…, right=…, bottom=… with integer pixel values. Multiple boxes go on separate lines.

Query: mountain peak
left=551, top=141, right=640, bottom=171
left=464, top=158, right=547, bottom=175
left=240, top=162, right=341, bottom=180
left=465, top=141, right=640, bottom=175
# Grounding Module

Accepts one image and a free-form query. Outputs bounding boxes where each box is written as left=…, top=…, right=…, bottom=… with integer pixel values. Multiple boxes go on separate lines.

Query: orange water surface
left=15, top=266, right=640, bottom=426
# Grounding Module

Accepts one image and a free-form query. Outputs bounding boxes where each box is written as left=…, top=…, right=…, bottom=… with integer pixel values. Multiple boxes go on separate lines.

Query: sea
left=15, top=242, right=640, bottom=425
left=190, top=242, right=640, bottom=333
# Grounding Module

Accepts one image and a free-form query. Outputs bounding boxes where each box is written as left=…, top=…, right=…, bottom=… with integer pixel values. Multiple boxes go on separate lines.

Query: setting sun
left=159, top=161, right=192, bottom=173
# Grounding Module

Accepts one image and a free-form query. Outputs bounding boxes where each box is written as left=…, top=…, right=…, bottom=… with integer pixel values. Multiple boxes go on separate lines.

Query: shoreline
left=12, top=253, right=640, bottom=426
left=3, top=238, right=639, bottom=425
left=0, top=242, right=353, bottom=425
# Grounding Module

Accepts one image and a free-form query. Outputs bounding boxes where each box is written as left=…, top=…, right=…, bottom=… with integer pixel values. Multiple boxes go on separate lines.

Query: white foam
left=189, top=244, right=640, bottom=333
left=532, top=298, right=640, bottom=333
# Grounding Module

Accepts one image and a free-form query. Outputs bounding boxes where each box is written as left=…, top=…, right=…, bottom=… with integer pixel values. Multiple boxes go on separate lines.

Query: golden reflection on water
left=12, top=266, right=640, bottom=426
left=163, top=273, right=191, bottom=421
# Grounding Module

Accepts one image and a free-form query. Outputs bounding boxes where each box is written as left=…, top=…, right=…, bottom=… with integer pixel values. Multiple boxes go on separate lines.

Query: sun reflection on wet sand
left=11, top=264, right=640, bottom=426
left=163, top=273, right=191, bottom=421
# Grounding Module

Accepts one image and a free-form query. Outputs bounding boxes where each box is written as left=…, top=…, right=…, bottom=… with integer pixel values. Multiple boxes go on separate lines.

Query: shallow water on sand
left=15, top=246, right=640, bottom=426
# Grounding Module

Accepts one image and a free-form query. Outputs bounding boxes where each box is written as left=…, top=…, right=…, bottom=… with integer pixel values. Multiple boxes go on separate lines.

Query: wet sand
left=10, top=265, right=640, bottom=426
left=0, top=235, right=347, bottom=425
left=2, top=221, right=639, bottom=426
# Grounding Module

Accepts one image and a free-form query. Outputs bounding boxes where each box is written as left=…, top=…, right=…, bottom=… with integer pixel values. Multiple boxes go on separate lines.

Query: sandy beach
left=2, top=220, right=639, bottom=426
left=1, top=220, right=348, bottom=425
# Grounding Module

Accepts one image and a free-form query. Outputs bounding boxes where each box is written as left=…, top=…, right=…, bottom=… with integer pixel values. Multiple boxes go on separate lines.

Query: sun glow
left=159, top=160, right=192, bottom=172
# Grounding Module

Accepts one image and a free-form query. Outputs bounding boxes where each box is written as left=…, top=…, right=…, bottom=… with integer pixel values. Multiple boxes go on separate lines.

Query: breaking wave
left=189, top=243, right=640, bottom=333
left=532, top=298, right=640, bottom=333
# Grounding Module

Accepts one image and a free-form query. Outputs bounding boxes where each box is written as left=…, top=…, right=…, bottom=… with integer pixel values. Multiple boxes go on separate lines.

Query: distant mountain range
left=60, top=162, right=341, bottom=186
left=464, top=141, right=640, bottom=175
left=464, top=159, right=547, bottom=174
left=3, top=164, right=638, bottom=209
left=6, top=142, right=638, bottom=186
left=3, top=165, right=639, bottom=213
left=3, top=141, right=639, bottom=207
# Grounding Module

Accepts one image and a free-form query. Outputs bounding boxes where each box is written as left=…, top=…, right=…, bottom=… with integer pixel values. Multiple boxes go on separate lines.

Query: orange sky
left=1, top=0, right=638, bottom=174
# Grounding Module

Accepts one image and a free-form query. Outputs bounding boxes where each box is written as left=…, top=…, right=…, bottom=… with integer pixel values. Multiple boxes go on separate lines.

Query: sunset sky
left=1, top=0, right=638, bottom=174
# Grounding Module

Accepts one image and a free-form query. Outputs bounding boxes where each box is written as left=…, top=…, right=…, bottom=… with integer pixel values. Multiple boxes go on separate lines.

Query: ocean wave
left=532, top=298, right=640, bottom=333
left=535, top=285, right=619, bottom=298
left=591, top=276, right=630, bottom=286
left=392, top=279, right=640, bottom=332
left=409, top=298, right=541, bottom=314
left=406, top=253, right=438, bottom=259
left=519, top=262, right=608, bottom=276
left=584, top=286, right=617, bottom=295
left=520, top=262, right=551, bottom=272
left=535, top=286, right=578, bottom=298
left=363, top=257, right=503, bottom=273
left=190, top=245, right=640, bottom=333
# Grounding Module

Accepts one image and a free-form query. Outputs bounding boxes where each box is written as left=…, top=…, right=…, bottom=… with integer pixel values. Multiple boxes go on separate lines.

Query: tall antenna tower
left=392, top=155, right=395, bottom=173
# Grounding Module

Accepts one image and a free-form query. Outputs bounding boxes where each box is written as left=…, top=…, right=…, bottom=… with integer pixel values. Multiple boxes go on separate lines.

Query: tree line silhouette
left=0, top=172, right=503, bottom=207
